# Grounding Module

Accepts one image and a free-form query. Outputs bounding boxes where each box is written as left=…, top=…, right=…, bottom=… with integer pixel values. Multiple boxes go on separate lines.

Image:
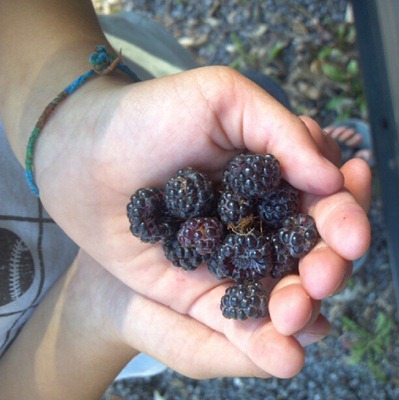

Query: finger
left=123, top=293, right=270, bottom=379
left=117, top=255, right=305, bottom=379
left=305, top=121, right=372, bottom=210
left=109, top=247, right=306, bottom=379
left=299, top=115, right=342, bottom=166
left=79, top=250, right=270, bottom=379
left=294, top=314, right=331, bottom=347
left=120, top=245, right=314, bottom=378
left=303, top=186, right=371, bottom=262
left=341, top=158, right=372, bottom=212
left=299, top=158, right=371, bottom=299
left=189, top=283, right=305, bottom=379
left=299, top=240, right=353, bottom=300
left=191, top=67, right=344, bottom=196
left=268, top=275, right=322, bottom=335
left=221, top=315, right=305, bottom=378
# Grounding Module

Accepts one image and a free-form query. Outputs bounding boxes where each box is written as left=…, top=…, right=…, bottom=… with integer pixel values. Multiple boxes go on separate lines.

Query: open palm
left=34, top=66, right=371, bottom=378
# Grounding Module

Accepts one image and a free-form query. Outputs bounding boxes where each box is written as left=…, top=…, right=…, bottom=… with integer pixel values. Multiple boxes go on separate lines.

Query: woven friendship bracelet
left=25, top=45, right=140, bottom=197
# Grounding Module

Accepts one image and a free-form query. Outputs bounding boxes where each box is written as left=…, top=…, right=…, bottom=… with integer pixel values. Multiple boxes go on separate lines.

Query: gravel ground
left=94, top=1, right=399, bottom=399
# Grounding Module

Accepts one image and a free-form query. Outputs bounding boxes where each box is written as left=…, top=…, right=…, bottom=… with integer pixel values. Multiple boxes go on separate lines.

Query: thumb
left=198, top=66, right=344, bottom=195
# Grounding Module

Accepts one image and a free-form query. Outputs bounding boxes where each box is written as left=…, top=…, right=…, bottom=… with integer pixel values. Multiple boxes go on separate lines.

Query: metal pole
left=352, top=0, right=399, bottom=316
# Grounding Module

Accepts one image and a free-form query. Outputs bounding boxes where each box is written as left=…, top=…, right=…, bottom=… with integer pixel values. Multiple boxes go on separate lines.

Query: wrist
left=2, top=42, right=111, bottom=164
left=24, top=45, right=139, bottom=197
left=0, top=0, right=111, bottom=163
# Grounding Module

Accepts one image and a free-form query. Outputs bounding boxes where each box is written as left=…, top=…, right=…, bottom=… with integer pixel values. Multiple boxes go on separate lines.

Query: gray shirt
left=0, top=122, right=78, bottom=357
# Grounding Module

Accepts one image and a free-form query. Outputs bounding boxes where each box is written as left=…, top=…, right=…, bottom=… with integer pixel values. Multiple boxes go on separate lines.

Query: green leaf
left=375, top=312, right=393, bottom=336
left=342, top=316, right=358, bottom=331
left=230, top=33, right=247, bottom=57
left=337, top=24, right=346, bottom=41
left=330, top=47, right=345, bottom=60
left=372, top=341, right=384, bottom=356
left=326, top=96, right=346, bottom=111
left=321, top=63, right=348, bottom=82
left=268, top=41, right=287, bottom=62
left=349, top=347, right=366, bottom=365
left=346, top=25, right=357, bottom=43
left=347, top=59, right=359, bottom=75
left=317, top=46, right=332, bottom=61
left=229, top=58, right=242, bottom=70
left=341, top=316, right=369, bottom=338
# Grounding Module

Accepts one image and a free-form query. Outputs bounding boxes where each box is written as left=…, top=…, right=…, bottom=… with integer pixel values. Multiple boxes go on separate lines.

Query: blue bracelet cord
left=25, top=45, right=140, bottom=197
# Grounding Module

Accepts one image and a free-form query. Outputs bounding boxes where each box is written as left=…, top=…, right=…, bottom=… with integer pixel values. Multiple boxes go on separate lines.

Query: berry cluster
left=127, top=153, right=319, bottom=321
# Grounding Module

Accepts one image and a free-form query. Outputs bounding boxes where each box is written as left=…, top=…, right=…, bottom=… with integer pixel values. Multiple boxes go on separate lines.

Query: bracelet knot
left=25, top=45, right=140, bottom=197
left=89, top=45, right=121, bottom=75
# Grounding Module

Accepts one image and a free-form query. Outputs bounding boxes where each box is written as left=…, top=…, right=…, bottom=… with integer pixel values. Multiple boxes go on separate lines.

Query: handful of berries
left=127, top=153, right=319, bottom=320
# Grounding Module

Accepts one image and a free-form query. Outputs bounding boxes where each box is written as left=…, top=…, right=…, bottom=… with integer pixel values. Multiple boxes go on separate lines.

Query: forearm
left=0, top=256, right=138, bottom=400
left=0, top=0, right=109, bottom=163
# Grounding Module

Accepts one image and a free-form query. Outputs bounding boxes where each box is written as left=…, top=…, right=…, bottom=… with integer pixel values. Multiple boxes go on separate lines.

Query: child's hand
left=33, top=66, right=371, bottom=377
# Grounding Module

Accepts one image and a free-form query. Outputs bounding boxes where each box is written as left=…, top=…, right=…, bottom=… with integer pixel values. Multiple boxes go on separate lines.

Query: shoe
left=324, top=118, right=375, bottom=167
left=325, top=119, right=372, bottom=272
left=114, top=353, right=168, bottom=381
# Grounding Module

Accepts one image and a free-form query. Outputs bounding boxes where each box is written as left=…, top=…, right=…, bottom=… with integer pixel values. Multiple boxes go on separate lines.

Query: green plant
left=342, top=312, right=394, bottom=381
left=267, top=41, right=288, bottom=63
left=313, top=20, right=367, bottom=120
left=229, top=33, right=259, bottom=70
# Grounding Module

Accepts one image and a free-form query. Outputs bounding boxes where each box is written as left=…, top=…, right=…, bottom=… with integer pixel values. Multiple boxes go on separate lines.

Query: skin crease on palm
left=31, top=66, right=371, bottom=379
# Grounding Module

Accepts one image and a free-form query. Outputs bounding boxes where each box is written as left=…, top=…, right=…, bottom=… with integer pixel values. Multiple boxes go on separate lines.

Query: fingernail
left=295, top=332, right=326, bottom=347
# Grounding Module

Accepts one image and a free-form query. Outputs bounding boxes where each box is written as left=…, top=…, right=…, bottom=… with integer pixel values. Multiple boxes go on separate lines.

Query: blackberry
left=207, top=231, right=272, bottom=282
left=222, top=153, right=281, bottom=199
left=268, top=233, right=299, bottom=279
left=127, top=188, right=178, bottom=243
left=218, top=189, right=256, bottom=226
left=163, top=236, right=204, bottom=271
left=258, top=180, right=299, bottom=228
left=207, top=255, right=230, bottom=280
left=278, top=214, right=319, bottom=258
left=164, top=167, right=216, bottom=219
left=220, top=281, right=269, bottom=320
left=177, top=217, right=224, bottom=256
